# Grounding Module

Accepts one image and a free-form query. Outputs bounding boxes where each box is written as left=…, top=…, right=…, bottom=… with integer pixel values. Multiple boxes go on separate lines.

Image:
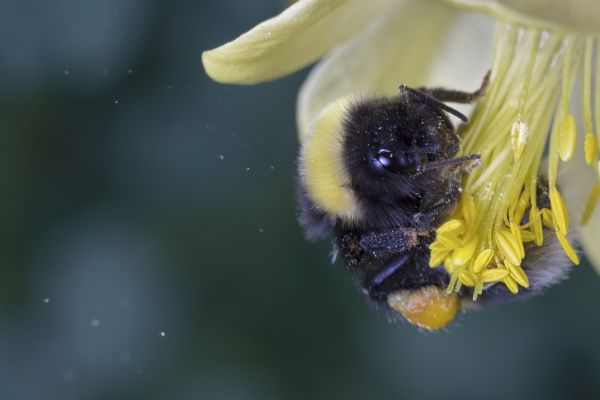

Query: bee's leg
left=362, top=253, right=412, bottom=296
left=418, top=70, right=490, bottom=104
left=415, top=185, right=461, bottom=229
left=348, top=229, right=432, bottom=299
left=459, top=157, right=482, bottom=175
left=339, top=228, right=420, bottom=266
left=361, top=245, right=450, bottom=301
left=357, top=228, right=421, bottom=258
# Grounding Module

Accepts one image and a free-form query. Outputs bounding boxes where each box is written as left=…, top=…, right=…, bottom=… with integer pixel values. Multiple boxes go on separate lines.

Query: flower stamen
left=583, top=38, right=598, bottom=165
left=559, top=114, right=577, bottom=162
left=429, top=23, right=593, bottom=299
left=582, top=183, right=600, bottom=225
left=549, top=188, right=569, bottom=235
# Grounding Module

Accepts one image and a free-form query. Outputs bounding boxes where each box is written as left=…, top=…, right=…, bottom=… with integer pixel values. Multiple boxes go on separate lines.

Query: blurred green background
left=1, top=1, right=599, bottom=399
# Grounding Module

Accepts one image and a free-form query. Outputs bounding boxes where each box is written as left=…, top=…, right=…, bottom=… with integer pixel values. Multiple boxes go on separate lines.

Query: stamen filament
left=596, top=40, right=600, bottom=170
left=582, top=38, right=597, bottom=165
left=429, top=22, right=588, bottom=300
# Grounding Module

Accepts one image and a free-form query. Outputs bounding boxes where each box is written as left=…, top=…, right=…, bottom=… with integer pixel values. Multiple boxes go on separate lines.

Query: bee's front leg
left=418, top=70, right=490, bottom=104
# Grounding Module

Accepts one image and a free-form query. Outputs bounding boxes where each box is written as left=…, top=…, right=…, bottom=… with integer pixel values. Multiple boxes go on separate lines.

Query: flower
left=202, top=0, right=600, bottom=293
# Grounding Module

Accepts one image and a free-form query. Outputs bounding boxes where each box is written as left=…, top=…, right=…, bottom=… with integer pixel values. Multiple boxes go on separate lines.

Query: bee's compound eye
left=375, top=148, right=415, bottom=173
left=376, top=149, right=394, bottom=168
left=387, top=286, right=458, bottom=330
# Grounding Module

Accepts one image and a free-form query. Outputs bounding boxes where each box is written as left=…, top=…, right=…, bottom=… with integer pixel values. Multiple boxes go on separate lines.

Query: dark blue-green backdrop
left=0, top=1, right=599, bottom=399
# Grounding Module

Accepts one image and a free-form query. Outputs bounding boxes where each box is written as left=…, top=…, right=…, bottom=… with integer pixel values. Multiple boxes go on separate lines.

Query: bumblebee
left=296, top=74, right=570, bottom=330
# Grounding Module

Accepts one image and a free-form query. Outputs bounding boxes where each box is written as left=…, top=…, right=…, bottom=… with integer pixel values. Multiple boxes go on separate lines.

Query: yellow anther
left=584, top=133, right=598, bottom=164
left=429, top=249, right=450, bottom=268
left=473, top=249, right=494, bottom=274
left=502, top=276, right=519, bottom=294
left=429, top=242, right=450, bottom=254
left=555, top=231, right=580, bottom=265
left=436, top=233, right=462, bottom=249
left=481, top=268, right=510, bottom=283
left=581, top=183, right=600, bottom=225
left=510, top=222, right=525, bottom=259
left=459, top=270, right=477, bottom=286
left=529, top=206, right=544, bottom=246
left=437, top=219, right=465, bottom=234
left=559, top=114, right=577, bottom=162
left=582, top=37, right=595, bottom=164
left=549, top=188, right=569, bottom=235
left=504, top=260, right=530, bottom=288
left=451, top=235, right=478, bottom=266
left=444, top=257, right=454, bottom=274
left=461, top=195, right=476, bottom=229
left=541, top=208, right=554, bottom=228
left=511, top=120, right=529, bottom=161
left=495, top=229, right=523, bottom=266
left=520, top=229, right=536, bottom=243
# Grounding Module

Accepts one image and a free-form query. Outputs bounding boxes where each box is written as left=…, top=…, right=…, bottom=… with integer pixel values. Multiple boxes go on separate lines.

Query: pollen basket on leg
left=428, top=23, right=594, bottom=299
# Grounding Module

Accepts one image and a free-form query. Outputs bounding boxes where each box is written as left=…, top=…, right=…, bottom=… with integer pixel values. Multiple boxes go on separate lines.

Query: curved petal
left=444, top=0, right=600, bottom=34
left=202, top=0, right=392, bottom=85
left=560, top=139, right=600, bottom=273
left=296, top=2, right=494, bottom=142
left=580, top=207, right=600, bottom=273
left=419, top=10, right=494, bottom=118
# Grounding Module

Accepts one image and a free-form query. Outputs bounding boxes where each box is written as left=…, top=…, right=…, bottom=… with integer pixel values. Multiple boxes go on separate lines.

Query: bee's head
left=300, top=91, right=473, bottom=224
left=341, top=89, right=463, bottom=198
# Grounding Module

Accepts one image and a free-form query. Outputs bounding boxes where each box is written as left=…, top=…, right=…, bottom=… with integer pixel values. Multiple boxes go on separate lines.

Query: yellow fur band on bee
left=300, top=97, right=361, bottom=222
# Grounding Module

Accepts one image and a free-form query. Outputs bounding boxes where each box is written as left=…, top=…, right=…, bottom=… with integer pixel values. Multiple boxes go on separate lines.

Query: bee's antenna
left=417, top=154, right=480, bottom=172
left=400, top=85, right=469, bottom=123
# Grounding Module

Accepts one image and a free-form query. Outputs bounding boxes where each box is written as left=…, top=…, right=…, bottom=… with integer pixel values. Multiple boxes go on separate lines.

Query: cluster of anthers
left=429, top=22, right=600, bottom=300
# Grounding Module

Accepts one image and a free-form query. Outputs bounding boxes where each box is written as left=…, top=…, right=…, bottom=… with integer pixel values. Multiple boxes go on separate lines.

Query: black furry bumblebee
left=296, top=74, right=571, bottom=330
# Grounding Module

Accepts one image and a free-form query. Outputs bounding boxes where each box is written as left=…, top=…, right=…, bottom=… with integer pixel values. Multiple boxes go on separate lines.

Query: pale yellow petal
left=420, top=10, right=493, bottom=118
left=297, top=1, right=452, bottom=141
left=297, top=2, right=493, bottom=142
left=559, top=139, right=600, bottom=273
left=202, top=0, right=390, bottom=84
left=580, top=221, right=600, bottom=273
left=443, top=0, right=600, bottom=34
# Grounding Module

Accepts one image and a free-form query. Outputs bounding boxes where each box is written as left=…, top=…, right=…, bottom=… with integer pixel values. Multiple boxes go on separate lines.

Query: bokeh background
left=1, top=1, right=599, bottom=399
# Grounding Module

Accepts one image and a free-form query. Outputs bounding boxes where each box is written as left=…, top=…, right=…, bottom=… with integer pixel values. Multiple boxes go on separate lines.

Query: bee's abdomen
left=337, top=227, right=449, bottom=301
left=361, top=247, right=450, bottom=301
left=296, top=179, right=335, bottom=241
